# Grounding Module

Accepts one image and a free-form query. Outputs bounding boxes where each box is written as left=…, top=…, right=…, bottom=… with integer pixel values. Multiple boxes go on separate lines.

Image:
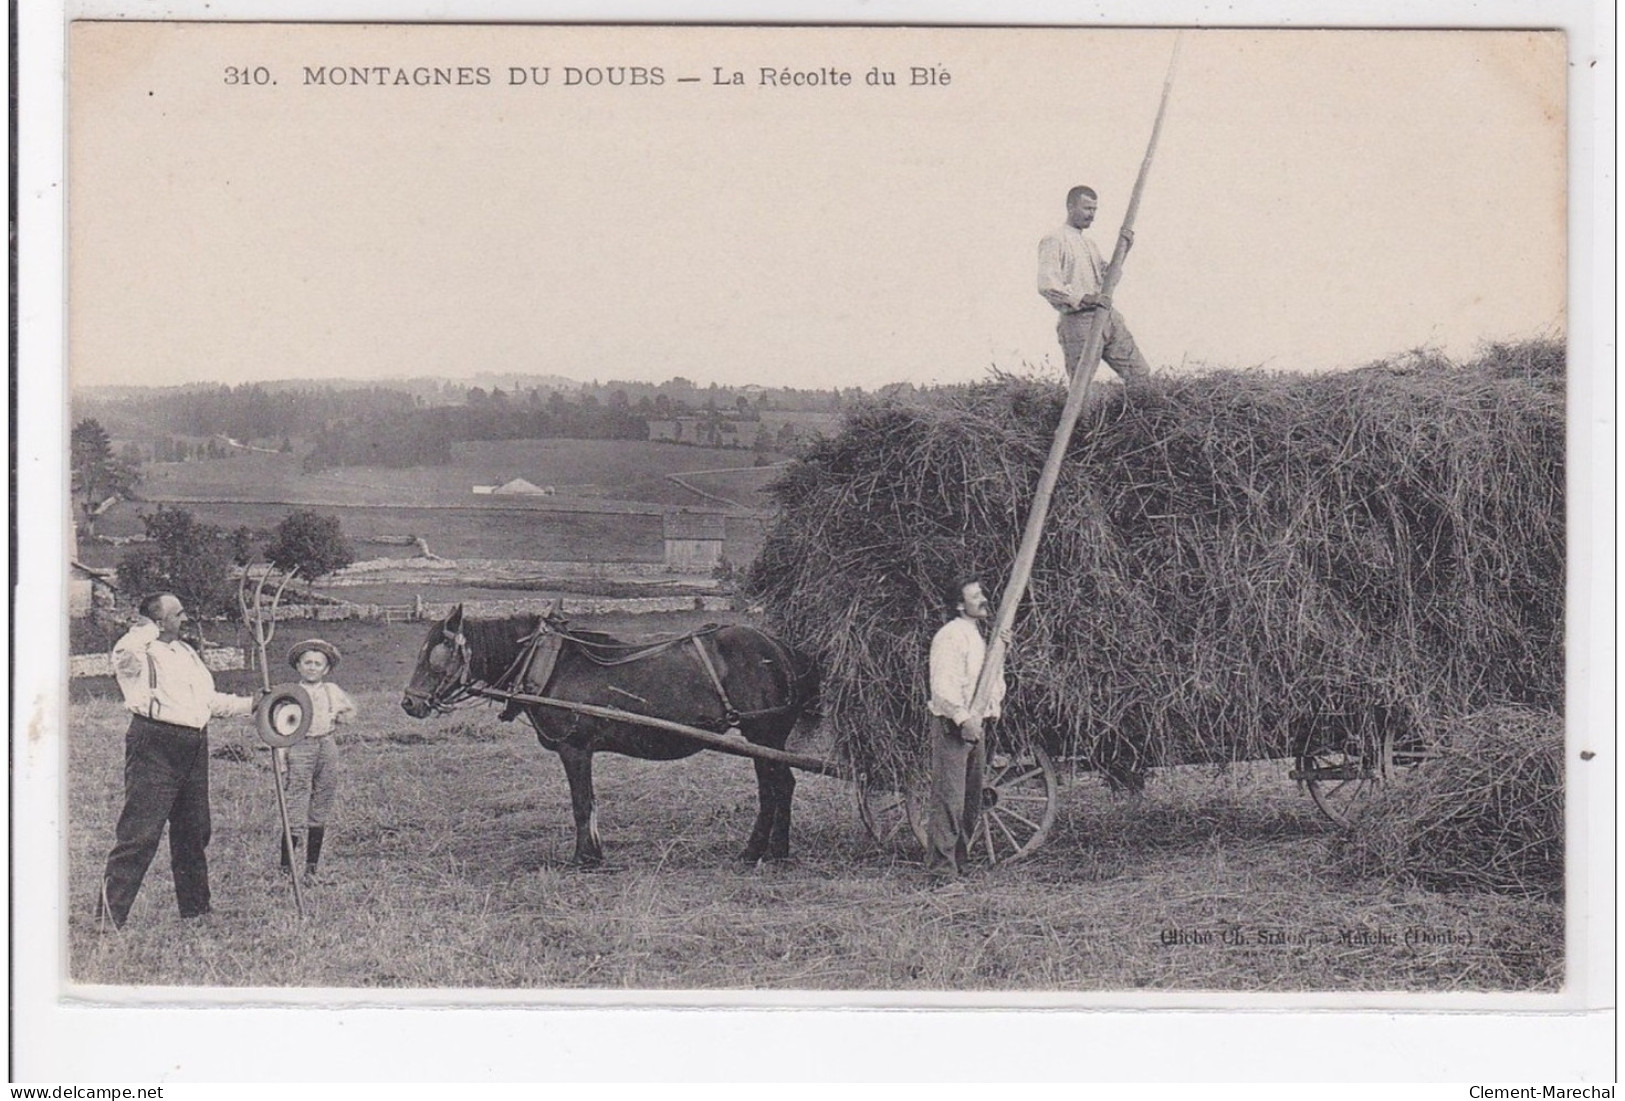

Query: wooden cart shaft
left=471, top=686, right=853, bottom=780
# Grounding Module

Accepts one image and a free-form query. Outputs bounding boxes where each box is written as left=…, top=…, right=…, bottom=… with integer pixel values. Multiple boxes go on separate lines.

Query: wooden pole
left=243, top=567, right=306, bottom=919
left=476, top=687, right=852, bottom=780
left=968, top=35, right=1183, bottom=719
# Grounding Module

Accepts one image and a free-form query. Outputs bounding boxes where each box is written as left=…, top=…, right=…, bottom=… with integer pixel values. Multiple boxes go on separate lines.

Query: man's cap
left=287, top=638, right=341, bottom=670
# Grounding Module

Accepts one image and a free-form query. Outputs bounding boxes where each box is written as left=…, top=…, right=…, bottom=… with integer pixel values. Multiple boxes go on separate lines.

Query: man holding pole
left=924, top=575, right=1007, bottom=887
left=1038, top=185, right=1153, bottom=385
left=956, top=48, right=1177, bottom=863
left=94, top=592, right=258, bottom=929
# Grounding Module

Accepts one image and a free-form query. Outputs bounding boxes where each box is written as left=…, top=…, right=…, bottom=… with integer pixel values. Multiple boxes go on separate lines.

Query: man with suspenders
left=95, top=592, right=257, bottom=929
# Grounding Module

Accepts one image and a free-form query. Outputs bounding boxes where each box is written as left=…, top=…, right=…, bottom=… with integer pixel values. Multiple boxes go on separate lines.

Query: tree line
left=79, top=380, right=849, bottom=472
left=77, top=376, right=924, bottom=482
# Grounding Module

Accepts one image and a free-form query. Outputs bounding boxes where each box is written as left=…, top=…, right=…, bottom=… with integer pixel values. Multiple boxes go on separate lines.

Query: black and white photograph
left=15, top=1, right=1614, bottom=1085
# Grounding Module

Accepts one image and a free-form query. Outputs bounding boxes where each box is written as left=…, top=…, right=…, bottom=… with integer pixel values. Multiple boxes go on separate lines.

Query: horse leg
left=742, top=759, right=796, bottom=862
left=740, top=760, right=775, bottom=863
left=767, top=762, right=797, bottom=861
left=741, top=713, right=798, bottom=861
left=556, top=745, right=604, bottom=867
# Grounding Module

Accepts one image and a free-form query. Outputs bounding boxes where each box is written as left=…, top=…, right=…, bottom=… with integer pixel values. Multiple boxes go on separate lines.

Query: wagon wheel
left=856, top=769, right=927, bottom=854
left=1296, top=742, right=1381, bottom=828
left=969, top=743, right=1059, bottom=865
left=1295, top=725, right=1431, bottom=829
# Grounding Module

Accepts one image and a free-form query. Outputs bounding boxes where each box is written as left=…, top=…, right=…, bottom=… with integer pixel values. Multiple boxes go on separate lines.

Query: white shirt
left=1037, top=222, right=1106, bottom=312
left=301, top=680, right=358, bottom=737
left=112, top=620, right=253, bottom=730
left=928, top=616, right=1006, bottom=725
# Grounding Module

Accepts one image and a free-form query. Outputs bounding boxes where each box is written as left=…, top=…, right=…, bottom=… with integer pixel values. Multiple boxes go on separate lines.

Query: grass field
left=82, top=439, right=779, bottom=570
left=90, top=499, right=668, bottom=566
left=131, top=440, right=784, bottom=511
left=66, top=619, right=1562, bottom=993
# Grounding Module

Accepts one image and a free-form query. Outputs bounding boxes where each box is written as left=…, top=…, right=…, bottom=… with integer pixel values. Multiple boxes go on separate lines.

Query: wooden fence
left=258, top=594, right=736, bottom=622
left=70, top=646, right=245, bottom=680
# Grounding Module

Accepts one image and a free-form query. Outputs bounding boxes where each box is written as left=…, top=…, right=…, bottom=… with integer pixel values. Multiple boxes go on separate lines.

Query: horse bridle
left=406, top=626, right=480, bottom=714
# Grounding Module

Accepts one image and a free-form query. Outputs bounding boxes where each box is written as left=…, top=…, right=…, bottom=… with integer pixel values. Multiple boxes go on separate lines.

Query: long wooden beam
left=476, top=687, right=852, bottom=780
left=968, top=35, right=1183, bottom=717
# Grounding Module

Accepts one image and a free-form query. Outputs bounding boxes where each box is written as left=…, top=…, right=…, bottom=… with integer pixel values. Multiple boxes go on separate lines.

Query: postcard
left=16, top=3, right=1613, bottom=1084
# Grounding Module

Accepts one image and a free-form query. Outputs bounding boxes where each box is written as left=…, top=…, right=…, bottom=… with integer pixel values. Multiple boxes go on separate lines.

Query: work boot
left=278, top=831, right=303, bottom=874
left=305, top=826, right=326, bottom=878
left=93, top=883, right=126, bottom=933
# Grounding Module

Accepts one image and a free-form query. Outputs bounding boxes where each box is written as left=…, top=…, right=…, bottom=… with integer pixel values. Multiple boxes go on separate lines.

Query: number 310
left=224, top=67, right=274, bottom=85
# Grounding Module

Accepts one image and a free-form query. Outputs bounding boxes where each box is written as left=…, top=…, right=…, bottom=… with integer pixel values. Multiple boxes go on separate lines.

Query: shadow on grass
left=366, top=719, right=515, bottom=746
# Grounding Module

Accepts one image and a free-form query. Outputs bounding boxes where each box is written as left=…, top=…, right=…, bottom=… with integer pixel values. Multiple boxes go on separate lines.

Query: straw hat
left=254, top=683, right=313, bottom=748
left=287, top=638, right=341, bottom=670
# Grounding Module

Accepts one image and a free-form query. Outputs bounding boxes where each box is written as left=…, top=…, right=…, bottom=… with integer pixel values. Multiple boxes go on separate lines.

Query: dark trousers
left=99, top=716, right=212, bottom=925
left=1058, top=306, right=1151, bottom=384
left=925, top=714, right=987, bottom=879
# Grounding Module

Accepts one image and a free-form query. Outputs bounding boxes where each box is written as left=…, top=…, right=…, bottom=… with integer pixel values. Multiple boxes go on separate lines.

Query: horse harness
left=478, top=619, right=804, bottom=745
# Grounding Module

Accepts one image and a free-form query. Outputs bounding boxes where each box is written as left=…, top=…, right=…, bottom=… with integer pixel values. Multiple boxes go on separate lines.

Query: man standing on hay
left=925, top=575, right=1007, bottom=888
left=1038, top=185, right=1152, bottom=386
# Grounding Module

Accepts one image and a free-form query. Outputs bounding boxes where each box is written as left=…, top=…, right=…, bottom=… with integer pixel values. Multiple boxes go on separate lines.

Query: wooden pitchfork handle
left=240, top=566, right=306, bottom=919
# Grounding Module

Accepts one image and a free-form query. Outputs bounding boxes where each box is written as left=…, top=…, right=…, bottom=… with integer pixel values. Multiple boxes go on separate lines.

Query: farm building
left=662, top=509, right=727, bottom=572
left=472, top=477, right=555, bottom=496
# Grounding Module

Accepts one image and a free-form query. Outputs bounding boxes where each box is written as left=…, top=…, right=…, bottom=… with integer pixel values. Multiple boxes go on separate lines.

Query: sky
left=69, top=24, right=1568, bottom=389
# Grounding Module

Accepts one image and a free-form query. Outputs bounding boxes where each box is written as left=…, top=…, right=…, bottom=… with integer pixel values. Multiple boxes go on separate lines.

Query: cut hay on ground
left=750, top=341, right=1564, bottom=783
left=1336, top=706, right=1563, bottom=899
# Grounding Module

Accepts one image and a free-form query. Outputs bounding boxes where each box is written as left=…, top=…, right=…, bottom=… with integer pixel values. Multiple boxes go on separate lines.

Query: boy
left=280, top=639, right=357, bottom=878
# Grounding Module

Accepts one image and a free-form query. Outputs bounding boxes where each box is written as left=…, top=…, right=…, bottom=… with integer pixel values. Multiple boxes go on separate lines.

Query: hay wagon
left=852, top=707, right=1432, bottom=860
left=749, top=341, right=1563, bottom=856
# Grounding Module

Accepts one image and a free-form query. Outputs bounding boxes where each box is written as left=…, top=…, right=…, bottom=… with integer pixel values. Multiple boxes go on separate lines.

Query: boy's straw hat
left=287, top=638, right=341, bottom=670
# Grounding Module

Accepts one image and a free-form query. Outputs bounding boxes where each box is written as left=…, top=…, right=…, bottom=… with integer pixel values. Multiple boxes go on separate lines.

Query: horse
left=401, top=605, right=820, bottom=866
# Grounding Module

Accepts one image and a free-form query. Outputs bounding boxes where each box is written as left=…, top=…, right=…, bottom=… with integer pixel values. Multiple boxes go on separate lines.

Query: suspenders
left=146, top=648, right=161, bottom=721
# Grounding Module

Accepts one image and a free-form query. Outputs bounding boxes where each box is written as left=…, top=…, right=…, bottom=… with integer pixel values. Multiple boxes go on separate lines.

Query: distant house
left=215, top=434, right=278, bottom=455
left=474, top=478, right=555, bottom=496
left=662, top=510, right=726, bottom=572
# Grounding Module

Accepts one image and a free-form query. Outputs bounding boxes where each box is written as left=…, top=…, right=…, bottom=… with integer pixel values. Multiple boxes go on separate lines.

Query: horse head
left=401, top=604, right=473, bottom=718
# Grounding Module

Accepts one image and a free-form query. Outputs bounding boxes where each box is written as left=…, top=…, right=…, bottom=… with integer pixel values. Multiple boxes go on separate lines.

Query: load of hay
left=749, top=341, right=1564, bottom=783
left=1336, top=706, right=1563, bottom=899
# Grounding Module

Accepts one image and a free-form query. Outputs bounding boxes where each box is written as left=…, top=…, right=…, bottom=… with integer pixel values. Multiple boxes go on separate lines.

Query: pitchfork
left=239, top=565, right=305, bottom=919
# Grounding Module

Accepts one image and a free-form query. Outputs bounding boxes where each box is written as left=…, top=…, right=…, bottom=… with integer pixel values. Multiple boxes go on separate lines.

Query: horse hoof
left=737, top=849, right=766, bottom=864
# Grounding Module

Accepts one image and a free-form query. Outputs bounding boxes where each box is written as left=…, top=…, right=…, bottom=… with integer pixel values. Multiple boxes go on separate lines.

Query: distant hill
left=73, top=374, right=582, bottom=396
